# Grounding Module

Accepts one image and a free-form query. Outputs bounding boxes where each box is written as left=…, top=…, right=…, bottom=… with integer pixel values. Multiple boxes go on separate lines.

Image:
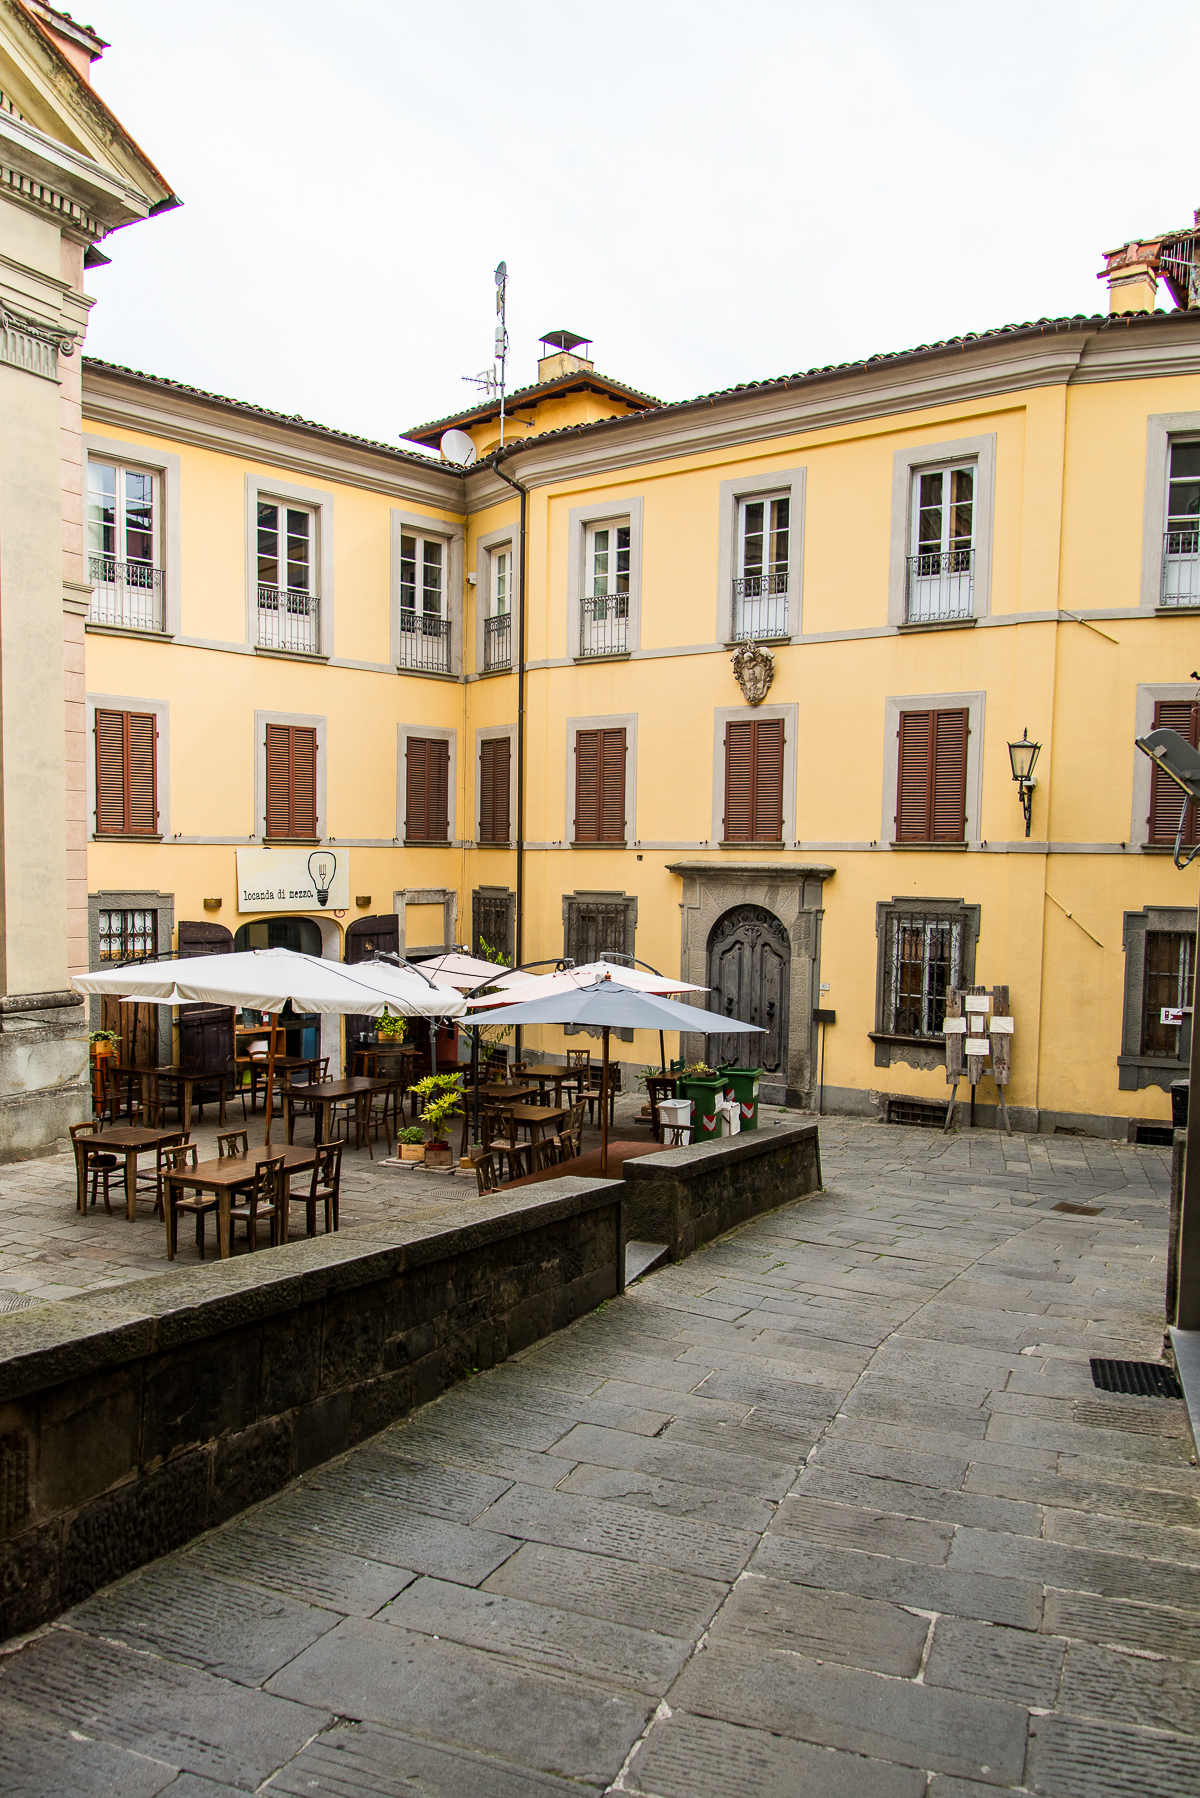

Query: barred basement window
left=563, top=890, right=637, bottom=965
left=473, top=888, right=514, bottom=963
left=1141, top=930, right=1194, bottom=1057
left=98, top=908, right=157, bottom=962
left=874, top=897, right=980, bottom=1051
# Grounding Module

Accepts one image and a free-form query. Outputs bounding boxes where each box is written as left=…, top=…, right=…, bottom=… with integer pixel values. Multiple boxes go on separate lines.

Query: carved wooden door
left=707, top=905, right=789, bottom=1072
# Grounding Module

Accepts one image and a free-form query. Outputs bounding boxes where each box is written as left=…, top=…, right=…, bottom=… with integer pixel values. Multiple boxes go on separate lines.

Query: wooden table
left=164, top=1144, right=318, bottom=1259
left=530, top=1069, right=583, bottom=1107
left=242, top=1053, right=319, bottom=1116
left=85, top=1124, right=181, bottom=1221
left=506, top=1102, right=568, bottom=1140
left=280, top=1075, right=397, bottom=1148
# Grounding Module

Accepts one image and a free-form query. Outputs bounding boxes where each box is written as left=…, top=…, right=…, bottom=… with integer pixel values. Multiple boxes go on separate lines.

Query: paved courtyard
left=1, top=1116, right=1197, bottom=1796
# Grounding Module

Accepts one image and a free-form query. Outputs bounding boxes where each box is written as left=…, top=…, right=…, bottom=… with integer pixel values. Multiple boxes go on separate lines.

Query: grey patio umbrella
left=467, top=977, right=764, bottom=1173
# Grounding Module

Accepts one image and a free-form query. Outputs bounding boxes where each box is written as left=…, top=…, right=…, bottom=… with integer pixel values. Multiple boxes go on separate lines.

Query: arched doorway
left=707, top=904, right=790, bottom=1073
left=234, top=917, right=323, bottom=956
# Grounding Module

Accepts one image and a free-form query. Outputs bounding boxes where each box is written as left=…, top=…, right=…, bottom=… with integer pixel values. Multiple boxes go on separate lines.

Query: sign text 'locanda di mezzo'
left=236, top=846, right=350, bottom=913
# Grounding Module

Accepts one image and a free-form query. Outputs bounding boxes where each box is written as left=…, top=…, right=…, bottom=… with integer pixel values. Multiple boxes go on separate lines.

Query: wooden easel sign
left=944, top=984, right=1013, bottom=1134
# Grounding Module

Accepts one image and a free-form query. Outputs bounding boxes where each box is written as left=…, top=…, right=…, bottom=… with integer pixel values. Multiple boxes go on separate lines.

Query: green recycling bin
left=720, top=1065, right=762, bottom=1132
left=676, top=1073, right=726, bottom=1142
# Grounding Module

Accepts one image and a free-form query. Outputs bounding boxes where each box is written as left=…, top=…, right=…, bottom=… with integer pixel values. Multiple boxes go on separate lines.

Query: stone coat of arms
left=731, top=641, right=775, bottom=705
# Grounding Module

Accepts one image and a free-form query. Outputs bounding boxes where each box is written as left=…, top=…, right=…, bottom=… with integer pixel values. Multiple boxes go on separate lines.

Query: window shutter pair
left=95, top=709, right=157, bottom=835
left=574, top=728, right=626, bottom=843
left=479, top=737, right=511, bottom=843
left=896, top=708, right=968, bottom=842
left=723, top=718, right=784, bottom=842
left=1148, top=700, right=1199, bottom=846
left=265, top=723, right=317, bottom=839
left=407, top=736, right=449, bottom=842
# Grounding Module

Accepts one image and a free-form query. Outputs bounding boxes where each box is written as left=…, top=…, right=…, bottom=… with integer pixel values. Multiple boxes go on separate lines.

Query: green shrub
left=399, top=1125, right=426, bottom=1145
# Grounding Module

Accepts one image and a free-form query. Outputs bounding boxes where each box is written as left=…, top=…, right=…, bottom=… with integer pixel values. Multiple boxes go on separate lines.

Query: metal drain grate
left=1053, top=1202, right=1103, bottom=1216
left=885, top=1097, right=948, bottom=1130
left=1131, top=1123, right=1175, bottom=1148
left=0, top=1291, right=34, bottom=1314
left=1090, top=1358, right=1182, bottom=1399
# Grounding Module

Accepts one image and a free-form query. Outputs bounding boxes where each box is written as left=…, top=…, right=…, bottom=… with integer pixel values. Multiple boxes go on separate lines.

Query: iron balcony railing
left=398, top=609, right=451, bottom=673
left=257, top=584, right=321, bottom=653
left=483, top=612, right=511, bottom=671
left=88, top=554, right=164, bottom=632
left=731, top=570, right=789, bottom=640
left=1161, top=529, right=1200, bottom=607
left=906, top=547, right=974, bottom=623
left=579, top=592, right=629, bottom=658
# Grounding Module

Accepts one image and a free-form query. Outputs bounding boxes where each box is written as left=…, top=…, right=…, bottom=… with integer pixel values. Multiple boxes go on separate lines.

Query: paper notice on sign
left=964, top=995, right=991, bottom=1013
left=1161, top=1007, right=1185, bottom=1027
left=943, top=1017, right=967, bottom=1033
left=966, top=1038, right=990, bottom=1057
left=989, top=1016, right=1015, bottom=1034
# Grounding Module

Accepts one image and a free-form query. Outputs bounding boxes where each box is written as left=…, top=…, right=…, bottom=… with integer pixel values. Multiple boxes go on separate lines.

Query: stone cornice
left=81, top=365, right=466, bottom=514
left=0, top=107, right=154, bottom=233
left=666, top=860, right=837, bottom=879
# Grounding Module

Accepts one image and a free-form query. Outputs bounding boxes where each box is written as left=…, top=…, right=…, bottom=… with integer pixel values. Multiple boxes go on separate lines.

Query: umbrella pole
left=471, top=1027, right=480, bottom=1149
left=264, top=1010, right=278, bottom=1147
left=600, top=1026, right=610, bottom=1175
left=659, top=1030, right=666, bottom=1076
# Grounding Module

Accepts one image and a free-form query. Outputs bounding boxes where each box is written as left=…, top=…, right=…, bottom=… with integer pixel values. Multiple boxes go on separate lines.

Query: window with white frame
left=257, top=501, right=319, bottom=653
left=733, top=494, right=790, bottom=640
left=580, top=520, right=630, bottom=657
left=484, top=545, right=512, bottom=671
left=398, top=531, right=449, bottom=672
left=1162, top=441, right=1200, bottom=607
left=88, top=461, right=163, bottom=632
left=907, top=464, right=975, bottom=623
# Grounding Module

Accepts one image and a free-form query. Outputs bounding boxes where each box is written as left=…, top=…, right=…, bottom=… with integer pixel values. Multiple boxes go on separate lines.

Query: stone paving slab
left=2, top=1115, right=1198, bottom=1796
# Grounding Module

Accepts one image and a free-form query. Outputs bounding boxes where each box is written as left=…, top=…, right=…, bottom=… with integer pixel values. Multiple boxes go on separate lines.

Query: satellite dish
left=440, top=429, right=477, bottom=467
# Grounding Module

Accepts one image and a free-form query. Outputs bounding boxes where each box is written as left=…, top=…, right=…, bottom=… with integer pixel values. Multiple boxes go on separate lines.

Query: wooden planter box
left=425, top=1143, right=453, bottom=1169
left=399, top=1143, right=425, bottom=1163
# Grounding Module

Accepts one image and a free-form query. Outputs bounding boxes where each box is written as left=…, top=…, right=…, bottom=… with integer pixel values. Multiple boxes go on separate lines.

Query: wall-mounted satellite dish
left=440, top=428, right=478, bottom=467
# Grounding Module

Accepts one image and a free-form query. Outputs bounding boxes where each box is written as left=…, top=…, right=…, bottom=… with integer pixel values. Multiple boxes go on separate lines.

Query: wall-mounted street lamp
left=1007, top=730, right=1041, bottom=837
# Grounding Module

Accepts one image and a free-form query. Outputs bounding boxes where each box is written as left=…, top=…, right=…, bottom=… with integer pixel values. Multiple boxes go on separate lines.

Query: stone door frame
left=667, top=860, right=834, bottom=1106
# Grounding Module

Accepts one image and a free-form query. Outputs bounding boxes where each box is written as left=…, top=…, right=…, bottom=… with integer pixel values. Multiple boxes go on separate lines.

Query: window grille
left=98, top=908, right=157, bottom=963
left=882, top=910, right=963, bottom=1037
left=472, top=890, right=513, bottom=963
left=1161, top=441, right=1200, bottom=607
left=564, top=895, right=635, bottom=965
left=1141, top=931, right=1194, bottom=1057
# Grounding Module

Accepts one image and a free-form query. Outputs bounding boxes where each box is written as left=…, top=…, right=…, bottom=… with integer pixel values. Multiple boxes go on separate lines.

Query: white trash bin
left=658, top=1097, right=692, bottom=1146
left=720, top=1096, right=741, bottom=1136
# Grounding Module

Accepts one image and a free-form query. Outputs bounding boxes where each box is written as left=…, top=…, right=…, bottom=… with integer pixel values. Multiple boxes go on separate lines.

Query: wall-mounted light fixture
left=202, top=897, right=222, bottom=912
left=1007, top=730, right=1041, bottom=837
left=356, top=894, right=371, bottom=908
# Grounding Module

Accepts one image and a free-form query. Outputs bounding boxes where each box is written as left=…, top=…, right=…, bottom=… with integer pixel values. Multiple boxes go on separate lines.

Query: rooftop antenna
left=460, top=260, right=509, bottom=444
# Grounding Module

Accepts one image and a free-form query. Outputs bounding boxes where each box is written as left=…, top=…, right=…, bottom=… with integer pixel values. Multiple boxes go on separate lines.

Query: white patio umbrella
left=467, top=974, right=763, bottom=1173
left=74, top=948, right=465, bottom=1144
left=418, top=951, right=534, bottom=993
left=467, top=960, right=706, bottom=1004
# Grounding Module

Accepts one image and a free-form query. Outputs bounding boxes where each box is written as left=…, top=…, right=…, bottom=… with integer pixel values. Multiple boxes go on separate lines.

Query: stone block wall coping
left=0, top=1175, right=618, bottom=1404
left=0, top=991, right=83, bottom=1015
left=623, top=1121, right=820, bottom=1187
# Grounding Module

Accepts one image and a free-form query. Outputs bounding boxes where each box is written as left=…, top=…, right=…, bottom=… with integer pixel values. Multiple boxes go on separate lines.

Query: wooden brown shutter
left=600, top=729, right=626, bottom=841
left=753, top=717, right=784, bottom=841
left=265, top=723, right=317, bottom=839
left=724, top=722, right=754, bottom=841
left=930, top=709, right=968, bottom=842
left=291, top=727, right=317, bottom=839
left=480, top=737, right=510, bottom=843
left=407, top=737, right=448, bottom=842
left=95, top=709, right=127, bottom=834
left=896, top=711, right=934, bottom=841
left=1149, top=700, right=1199, bottom=845
left=575, top=730, right=600, bottom=842
left=896, top=708, right=967, bottom=842
left=95, top=708, right=156, bottom=835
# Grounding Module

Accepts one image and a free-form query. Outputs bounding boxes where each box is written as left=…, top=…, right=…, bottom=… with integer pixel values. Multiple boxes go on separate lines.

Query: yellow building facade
left=80, top=298, right=1200, bottom=1135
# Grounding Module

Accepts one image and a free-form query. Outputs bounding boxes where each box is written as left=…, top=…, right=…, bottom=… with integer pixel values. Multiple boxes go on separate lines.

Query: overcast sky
left=81, top=0, right=1199, bottom=451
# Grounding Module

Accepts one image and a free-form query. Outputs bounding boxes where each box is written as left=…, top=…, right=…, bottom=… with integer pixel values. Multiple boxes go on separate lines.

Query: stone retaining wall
left=623, top=1122, right=821, bottom=1261
left=0, top=1177, right=622, bottom=1638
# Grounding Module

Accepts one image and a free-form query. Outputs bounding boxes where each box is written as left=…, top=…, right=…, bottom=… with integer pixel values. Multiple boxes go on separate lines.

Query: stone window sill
left=397, top=667, right=461, bottom=683
left=1141, top=842, right=1196, bottom=853
left=724, top=637, right=792, bottom=650
left=869, top=1031, right=947, bottom=1048
left=572, top=840, right=627, bottom=849
left=263, top=837, right=319, bottom=846
left=255, top=647, right=329, bottom=664
left=573, top=652, right=632, bottom=664
left=896, top=617, right=977, bottom=633
left=889, top=840, right=969, bottom=850
left=92, top=832, right=164, bottom=843
left=86, top=624, right=174, bottom=643
left=405, top=839, right=451, bottom=848
left=720, top=840, right=784, bottom=849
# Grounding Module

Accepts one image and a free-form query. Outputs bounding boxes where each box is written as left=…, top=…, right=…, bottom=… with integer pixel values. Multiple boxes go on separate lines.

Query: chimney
left=1099, top=236, right=1160, bottom=314
left=538, top=329, right=594, bottom=382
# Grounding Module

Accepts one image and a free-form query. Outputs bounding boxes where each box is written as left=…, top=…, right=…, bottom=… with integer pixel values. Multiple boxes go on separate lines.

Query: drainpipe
left=490, top=454, right=528, bottom=1057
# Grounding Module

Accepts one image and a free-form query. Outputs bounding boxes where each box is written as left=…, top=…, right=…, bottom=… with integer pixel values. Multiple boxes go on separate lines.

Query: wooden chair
left=217, top=1129, right=248, bottom=1158
left=164, top=1142, right=215, bottom=1259
left=70, top=1119, right=119, bottom=1215
left=138, top=1130, right=190, bottom=1220
left=285, top=1139, right=342, bottom=1240
left=645, top=1074, right=678, bottom=1141
left=471, top=1149, right=501, bottom=1195
left=482, top=1105, right=529, bottom=1181
left=92, top=1058, right=118, bottom=1126
left=530, top=1137, right=559, bottom=1174
left=362, top=1085, right=392, bottom=1159
left=228, top=1151, right=285, bottom=1252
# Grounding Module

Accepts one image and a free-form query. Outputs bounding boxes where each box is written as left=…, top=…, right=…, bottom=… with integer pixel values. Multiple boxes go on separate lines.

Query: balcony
left=398, top=609, right=451, bottom=673
left=731, top=570, right=789, bottom=641
left=906, top=548, right=974, bottom=624
left=579, top=593, right=629, bottom=658
left=483, top=613, right=511, bottom=671
left=88, top=555, right=164, bottom=633
left=257, top=585, right=321, bottom=654
left=1161, top=529, right=1200, bottom=607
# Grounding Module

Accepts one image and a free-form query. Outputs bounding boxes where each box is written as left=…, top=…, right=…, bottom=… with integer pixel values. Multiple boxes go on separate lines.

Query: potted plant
left=89, top=1028, right=120, bottom=1064
left=377, top=1010, right=405, bottom=1040
left=410, top=1072, right=464, bottom=1169
left=398, top=1125, right=426, bottom=1163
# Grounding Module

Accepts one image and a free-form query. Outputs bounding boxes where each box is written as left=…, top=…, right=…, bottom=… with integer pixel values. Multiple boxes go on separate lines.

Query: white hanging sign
left=236, top=846, right=349, bottom=913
